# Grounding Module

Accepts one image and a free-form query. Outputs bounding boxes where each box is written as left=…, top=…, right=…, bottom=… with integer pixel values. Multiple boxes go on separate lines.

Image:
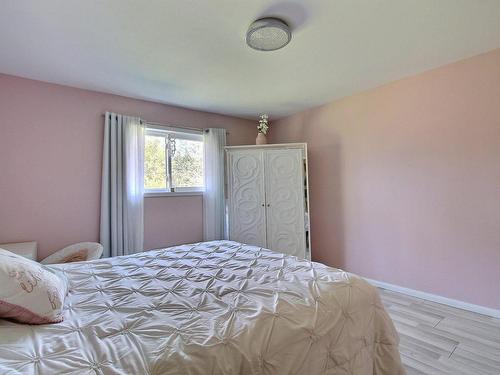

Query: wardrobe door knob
left=267, top=203, right=270, bottom=207
left=261, top=204, right=265, bottom=207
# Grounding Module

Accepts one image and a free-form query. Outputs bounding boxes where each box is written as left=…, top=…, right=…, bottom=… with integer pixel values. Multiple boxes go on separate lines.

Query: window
left=144, top=126, right=204, bottom=195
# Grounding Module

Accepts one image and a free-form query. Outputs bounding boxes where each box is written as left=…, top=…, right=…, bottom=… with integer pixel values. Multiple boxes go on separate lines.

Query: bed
left=0, top=241, right=404, bottom=374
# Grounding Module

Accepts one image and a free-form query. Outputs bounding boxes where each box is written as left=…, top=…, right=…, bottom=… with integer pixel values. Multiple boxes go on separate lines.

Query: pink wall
left=0, top=74, right=256, bottom=260
left=270, top=49, right=500, bottom=309
left=143, top=195, right=203, bottom=251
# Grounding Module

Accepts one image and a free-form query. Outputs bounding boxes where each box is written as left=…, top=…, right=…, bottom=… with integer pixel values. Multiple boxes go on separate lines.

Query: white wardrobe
left=225, top=143, right=311, bottom=259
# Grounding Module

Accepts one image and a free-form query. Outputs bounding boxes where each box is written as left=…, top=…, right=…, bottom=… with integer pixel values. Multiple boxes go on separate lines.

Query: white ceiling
left=1, top=1, right=500, bottom=120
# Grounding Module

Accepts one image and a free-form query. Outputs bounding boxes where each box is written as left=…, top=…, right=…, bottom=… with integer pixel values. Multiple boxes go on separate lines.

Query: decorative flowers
left=257, top=114, right=269, bottom=135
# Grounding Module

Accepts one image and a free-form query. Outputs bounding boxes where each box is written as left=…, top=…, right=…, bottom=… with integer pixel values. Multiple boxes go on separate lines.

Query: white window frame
left=144, top=125, right=204, bottom=197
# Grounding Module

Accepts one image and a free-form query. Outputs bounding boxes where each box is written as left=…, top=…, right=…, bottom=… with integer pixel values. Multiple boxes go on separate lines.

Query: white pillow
left=40, top=242, right=103, bottom=265
left=0, top=248, right=69, bottom=324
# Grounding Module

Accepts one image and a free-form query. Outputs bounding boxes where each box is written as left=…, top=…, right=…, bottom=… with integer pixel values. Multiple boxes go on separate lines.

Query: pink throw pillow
left=0, top=248, right=68, bottom=324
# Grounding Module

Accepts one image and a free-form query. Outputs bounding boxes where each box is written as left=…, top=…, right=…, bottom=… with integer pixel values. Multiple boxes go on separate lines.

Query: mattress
left=0, top=241, right=404, bottom=374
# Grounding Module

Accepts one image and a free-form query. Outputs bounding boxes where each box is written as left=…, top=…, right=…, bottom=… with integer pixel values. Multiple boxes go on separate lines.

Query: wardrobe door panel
left=264, top=149, right=306, bottom=257
left=227, top=150, right=267, bottom=247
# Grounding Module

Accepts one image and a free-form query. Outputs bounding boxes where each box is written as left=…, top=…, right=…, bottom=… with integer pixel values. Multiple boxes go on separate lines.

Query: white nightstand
left=0, top=241, right=38, bottom=260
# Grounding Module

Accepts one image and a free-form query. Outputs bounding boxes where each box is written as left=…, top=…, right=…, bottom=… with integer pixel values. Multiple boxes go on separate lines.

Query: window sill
left=144, top=191, right=204, bottom=198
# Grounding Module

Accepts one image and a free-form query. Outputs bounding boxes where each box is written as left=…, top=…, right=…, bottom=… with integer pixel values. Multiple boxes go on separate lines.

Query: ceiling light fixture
left=246, top=17, right=291, bottom=51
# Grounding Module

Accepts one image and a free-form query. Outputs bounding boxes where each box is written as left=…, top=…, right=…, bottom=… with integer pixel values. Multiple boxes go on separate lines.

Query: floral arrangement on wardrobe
left=257, top=114, right=269, bottom=135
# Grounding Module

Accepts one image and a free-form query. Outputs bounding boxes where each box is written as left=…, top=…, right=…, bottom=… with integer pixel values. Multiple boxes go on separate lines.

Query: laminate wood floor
left=379, top=288, right=500, bottom=375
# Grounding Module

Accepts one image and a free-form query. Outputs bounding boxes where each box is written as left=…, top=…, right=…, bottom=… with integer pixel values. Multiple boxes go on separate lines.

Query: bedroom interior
left=1, top=1, right=499, bottom=374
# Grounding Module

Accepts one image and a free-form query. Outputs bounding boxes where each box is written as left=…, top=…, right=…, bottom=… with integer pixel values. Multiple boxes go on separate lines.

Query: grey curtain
left=100, top=112, right=145, bottom=257
left=203, top=128, right=226, bottom=241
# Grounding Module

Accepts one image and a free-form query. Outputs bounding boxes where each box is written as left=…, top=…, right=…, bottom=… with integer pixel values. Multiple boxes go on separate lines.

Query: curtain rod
left=146, top=121, right=204, bottom=133
left=102, top=114, right=229, bottom=134
left=147, top=121, right=230, bottom=135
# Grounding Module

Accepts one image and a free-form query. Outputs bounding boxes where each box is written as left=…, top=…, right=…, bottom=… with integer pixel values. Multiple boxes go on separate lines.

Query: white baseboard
left=364, top=277, right=500, bottom=319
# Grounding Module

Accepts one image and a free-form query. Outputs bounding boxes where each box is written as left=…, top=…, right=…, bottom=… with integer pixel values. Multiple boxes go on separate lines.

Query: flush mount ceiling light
left=246, top=17, right=291, bottom=51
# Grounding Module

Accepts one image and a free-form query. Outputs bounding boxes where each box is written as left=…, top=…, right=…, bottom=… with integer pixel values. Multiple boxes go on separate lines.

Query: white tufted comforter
left=0, top=241, right=404, bottom=374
